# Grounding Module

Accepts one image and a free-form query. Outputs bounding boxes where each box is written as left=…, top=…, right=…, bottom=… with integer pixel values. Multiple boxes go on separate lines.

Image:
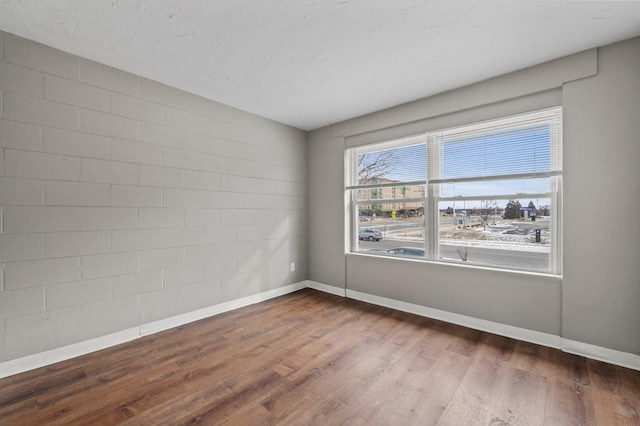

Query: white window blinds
left=428, top=108, right=562, bottom=184
left=347, top=134, right=427, bottom=189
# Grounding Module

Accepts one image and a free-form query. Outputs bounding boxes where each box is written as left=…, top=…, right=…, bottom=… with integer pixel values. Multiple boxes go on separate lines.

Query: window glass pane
left=357, top=184, right=425, bottom=201
left=348, top=107, right=561, bottom=274
left=429, top=121, right=559, bottom=182
left=357, top=202, right=425, bottom=258
left=437, top=198, right=551, bottom=272
left=358, top=143, right=425, bottom=185
left=439, top=177, right=550, bottom=198
left=442, top=124, right=550, bottom=178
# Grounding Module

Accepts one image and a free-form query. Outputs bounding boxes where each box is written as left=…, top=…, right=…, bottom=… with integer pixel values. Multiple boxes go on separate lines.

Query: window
left=346, top=107, right=562, bottom=274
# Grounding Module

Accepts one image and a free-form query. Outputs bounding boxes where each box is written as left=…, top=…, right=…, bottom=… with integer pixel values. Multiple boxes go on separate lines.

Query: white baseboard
left=3, top=280, right=637, bottom=379
left=305, top=280, right=347, bottom=297
left=140, top=282, right=308, bottom=336
left=562, top=338, right=640, bottom=371
left=0, top=327, right=142, bottom=380
left=345, top=289, right=563, bottom=349
left=343, top=288, right=640, bottom=371
left=0, top=281, right=307, bottom=379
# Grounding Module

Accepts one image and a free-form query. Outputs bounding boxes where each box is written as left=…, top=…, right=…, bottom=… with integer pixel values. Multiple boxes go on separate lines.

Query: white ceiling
left=1, top=1, right=640, bottom=131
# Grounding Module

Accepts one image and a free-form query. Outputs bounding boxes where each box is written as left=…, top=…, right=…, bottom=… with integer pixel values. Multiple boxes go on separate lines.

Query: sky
left=357, top=123, right=553, bottom=208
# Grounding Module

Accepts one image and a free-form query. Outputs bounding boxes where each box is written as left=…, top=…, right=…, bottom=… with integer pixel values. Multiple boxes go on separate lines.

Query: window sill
left=346, top=251, right=562, bottom=279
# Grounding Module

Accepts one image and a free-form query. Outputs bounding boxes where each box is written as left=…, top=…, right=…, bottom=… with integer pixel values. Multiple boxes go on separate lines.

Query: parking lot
left=357, top=214, right=551, bottom=271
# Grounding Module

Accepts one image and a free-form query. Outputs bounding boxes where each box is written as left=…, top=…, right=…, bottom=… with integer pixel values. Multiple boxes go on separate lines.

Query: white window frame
left=346, top=134, right=427, bottom=254
left=346, top=107, right=563, bottom=275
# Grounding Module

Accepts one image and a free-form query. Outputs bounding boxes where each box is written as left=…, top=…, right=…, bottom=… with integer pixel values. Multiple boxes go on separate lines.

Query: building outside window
left=346, top=107, right=563, bottom=274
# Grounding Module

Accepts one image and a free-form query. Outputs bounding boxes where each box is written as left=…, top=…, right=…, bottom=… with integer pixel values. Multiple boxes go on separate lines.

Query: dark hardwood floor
left=1, top=288, right=639, bottom=425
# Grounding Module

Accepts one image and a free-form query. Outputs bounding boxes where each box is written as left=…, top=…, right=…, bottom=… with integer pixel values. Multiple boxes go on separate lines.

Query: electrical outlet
left=290, top=262, right=296, bottom=272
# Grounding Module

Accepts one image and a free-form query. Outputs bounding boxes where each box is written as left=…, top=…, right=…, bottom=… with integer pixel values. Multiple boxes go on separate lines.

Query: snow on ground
left=388, top=235, right=549, bottom=253
left=440, top=239, right=549, bottom=253
left=387, top=228, right=550, bottom=253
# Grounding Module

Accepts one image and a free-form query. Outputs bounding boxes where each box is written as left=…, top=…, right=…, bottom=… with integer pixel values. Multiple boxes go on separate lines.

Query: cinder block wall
left=0, top=31, right=308, bottom=362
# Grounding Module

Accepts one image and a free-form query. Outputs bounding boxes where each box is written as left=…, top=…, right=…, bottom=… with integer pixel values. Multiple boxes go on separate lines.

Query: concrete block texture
left=79, top=108, right=138, bottom=140
left=0, top=119, right=41, bottom=151
left=111, top=140, right=162, bottom=166
left=139, top=208, right=184, bottom=229
left=0, top=61, right=44, bottom=98
left=45, top=181, right=111, bottom=206
left=111, top=270, right=162, bottom=298
left=111, top=229, right=163, bottom=252
left=110, top=92, right=163, bottom=124
left=4, top=92, right=77, bottom=130
left=44, top=74, right=111, bottom=112
left=184, top=243, right=223, bottom=265
left=183, top=170, right=221, bottom=190
left=4, top=257, right=81, bottom=290
left=80, top=158, right=138, bottom=185
left=78, top=59, right=138, bottom=95
left=44, top=231, right=111, bottom=258
left=0, top=287, right=45, bottom=319
left=41, top=127, right=111, bottom=160
left=162, top=264, right=205, bottom=288
left=138, top=165, right=183, bottom=187
left=0, top=233, right=44, bottom=262
left=0, top=31, right=306, bottom=363
left=5, top=149, right=81, bottom=181
left=139, top=247, right=184, bottom=272
left=79, top=207, right=138, bottom=231
left=3, top=33, right=79, bottom=79
left=45, top=278, right=112, bottom=311
left=3, top=206, right=80, bottom=234
left=0, top=177, right=45, bottom=205
left=81, top=251, right=139, bottom=280
left=111, top=185, right=162, bottom=207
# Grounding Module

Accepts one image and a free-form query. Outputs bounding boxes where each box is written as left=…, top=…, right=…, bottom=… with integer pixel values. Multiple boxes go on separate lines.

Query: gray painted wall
left=308, top=37, right=640, bottom=356
left=0, top=31, right=307, bottom=362
left=1, top=29, right=637, bottom=364
left=562, top=37, right=640, bottom=355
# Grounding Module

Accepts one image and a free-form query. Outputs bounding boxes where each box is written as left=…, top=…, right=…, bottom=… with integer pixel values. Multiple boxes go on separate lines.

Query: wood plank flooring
left=1, top=288, right=639, bottom=425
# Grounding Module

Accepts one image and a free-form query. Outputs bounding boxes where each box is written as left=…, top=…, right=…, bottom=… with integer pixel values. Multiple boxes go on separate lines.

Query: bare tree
left=358, top=150, right=396, bottom=185
left=479, top=200, right=497, bottom=230
left=456, top=248, right=468, bottom=261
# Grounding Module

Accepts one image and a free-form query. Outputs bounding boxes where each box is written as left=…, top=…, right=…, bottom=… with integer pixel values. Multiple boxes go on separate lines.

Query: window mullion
left=426, top=182, right=438, bottom=261
left=550, top=175, right=562, bottom=274
left=347, top=106, right=562, bottom=275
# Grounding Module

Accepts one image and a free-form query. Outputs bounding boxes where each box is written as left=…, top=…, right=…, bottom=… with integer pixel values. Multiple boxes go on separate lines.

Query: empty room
left=1, top=1, right=639, bottom=424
